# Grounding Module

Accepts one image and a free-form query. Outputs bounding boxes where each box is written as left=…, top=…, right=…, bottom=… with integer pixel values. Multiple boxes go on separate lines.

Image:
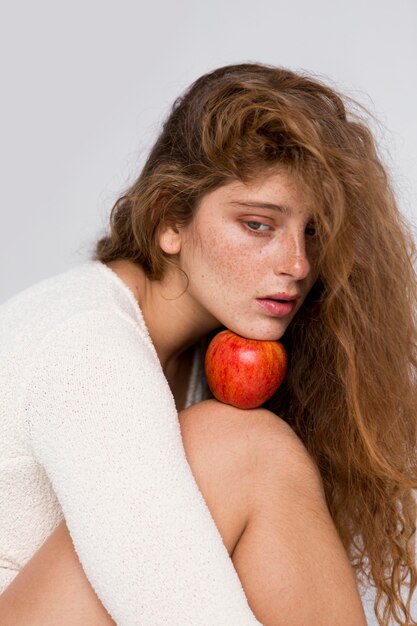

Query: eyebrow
left=229, top=200, right=313, bottom=221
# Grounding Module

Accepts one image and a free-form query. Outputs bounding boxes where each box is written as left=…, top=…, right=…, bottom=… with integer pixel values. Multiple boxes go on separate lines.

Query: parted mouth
left=260, top=293, right=300, bottom=302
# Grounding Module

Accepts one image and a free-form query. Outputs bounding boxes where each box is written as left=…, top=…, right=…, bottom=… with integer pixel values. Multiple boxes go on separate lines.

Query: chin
left=233, top=324, right=287, bottom=342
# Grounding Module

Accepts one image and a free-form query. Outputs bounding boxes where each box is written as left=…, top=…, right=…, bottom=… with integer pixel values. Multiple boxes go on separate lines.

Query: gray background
left=1, top=0, right=416, bottom=622
left=1, top=0, right=416, bottom=303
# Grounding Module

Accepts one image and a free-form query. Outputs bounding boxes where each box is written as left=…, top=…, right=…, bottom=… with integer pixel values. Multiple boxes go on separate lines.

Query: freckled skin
left=178, top=169, right=320, bottom=343
left=105, top=168, right=320, bottom=373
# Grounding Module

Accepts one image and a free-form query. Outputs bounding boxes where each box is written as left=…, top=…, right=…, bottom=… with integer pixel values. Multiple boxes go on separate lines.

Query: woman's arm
left=2, top=398, right=368, bottom=626
left=0, top=398, right=252, bottom=625
left=20, top=312, right=261, bottom=625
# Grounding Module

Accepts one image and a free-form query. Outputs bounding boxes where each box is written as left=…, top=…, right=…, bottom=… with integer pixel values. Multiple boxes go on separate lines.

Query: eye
left=305, top=224, right=317, bottom=237
left=242, top=221, right=272, bottom=235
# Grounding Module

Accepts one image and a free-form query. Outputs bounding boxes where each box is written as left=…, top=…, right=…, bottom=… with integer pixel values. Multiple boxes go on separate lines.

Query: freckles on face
left=186, top=195, right=282, bottom=336
left=183, top=173, right=320, bottom=338
left=194, top=214, right=254, bottom=318
left=207, top=222, right=251, bottom=282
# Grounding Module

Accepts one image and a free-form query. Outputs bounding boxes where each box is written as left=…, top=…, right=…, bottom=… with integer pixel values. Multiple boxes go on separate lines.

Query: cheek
left=199, top=223, right=253, bottom=285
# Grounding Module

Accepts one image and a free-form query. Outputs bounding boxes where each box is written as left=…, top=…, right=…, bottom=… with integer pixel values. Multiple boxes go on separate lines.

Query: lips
left=256, top=298, right=297, bottom=316
left=263, top=293, right=300, bottom=302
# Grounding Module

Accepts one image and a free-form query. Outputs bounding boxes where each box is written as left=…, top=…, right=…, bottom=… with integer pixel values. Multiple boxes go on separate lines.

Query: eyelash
left=242, top=221, right=317, bottom=237
left=242, top=221, right=271, bottom=234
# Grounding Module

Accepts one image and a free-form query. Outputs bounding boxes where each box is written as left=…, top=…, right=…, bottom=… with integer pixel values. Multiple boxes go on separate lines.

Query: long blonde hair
left=92, top=62, right=417, bottom=625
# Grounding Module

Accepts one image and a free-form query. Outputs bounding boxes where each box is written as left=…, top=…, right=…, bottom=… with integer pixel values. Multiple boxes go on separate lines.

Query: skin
left=0, top=400, right=256, bottom=626
left=0, top=168, right=368, bottom=624
left=0, top=401, right=367, bottom=626
left=106, top=167, right=320, bottom=383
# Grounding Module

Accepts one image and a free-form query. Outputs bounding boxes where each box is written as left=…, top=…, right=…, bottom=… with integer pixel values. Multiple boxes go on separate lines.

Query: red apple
left=204, top=329, right=288, bottom=409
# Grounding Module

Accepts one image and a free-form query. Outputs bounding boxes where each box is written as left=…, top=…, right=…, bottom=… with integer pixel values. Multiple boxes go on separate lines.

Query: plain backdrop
left=1, top=0, right=416, bottom=623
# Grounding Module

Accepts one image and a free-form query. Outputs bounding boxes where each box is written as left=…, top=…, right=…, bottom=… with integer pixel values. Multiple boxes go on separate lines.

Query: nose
left=273, top=230, right=313, bottom=281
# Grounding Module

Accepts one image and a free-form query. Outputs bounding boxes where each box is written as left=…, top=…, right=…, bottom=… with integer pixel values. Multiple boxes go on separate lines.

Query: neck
left=103, top=259, right=221, bottom=372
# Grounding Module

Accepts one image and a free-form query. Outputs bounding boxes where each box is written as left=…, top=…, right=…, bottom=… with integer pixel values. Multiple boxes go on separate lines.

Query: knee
left=178, top=398, right=272, bottom=447
left=180, top=397, right=298, bottom=452
left=178, top=398, right=271, bottom=483
left=179, top=397, right=276, bottom=426
left=178, top=399, right=254, bottom=470
left=179, top=399, right=324, bottom=500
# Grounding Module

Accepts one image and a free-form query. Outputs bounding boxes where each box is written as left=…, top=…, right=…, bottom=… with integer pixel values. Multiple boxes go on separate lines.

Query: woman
left=0, top=62, right=416, bottom=625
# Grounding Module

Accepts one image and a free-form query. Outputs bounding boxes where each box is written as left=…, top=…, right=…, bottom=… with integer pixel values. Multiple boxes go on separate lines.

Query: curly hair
left=91, top=62, right=417, bottom=625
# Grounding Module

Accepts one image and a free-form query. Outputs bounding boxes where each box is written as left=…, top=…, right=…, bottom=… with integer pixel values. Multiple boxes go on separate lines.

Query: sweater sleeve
left=22, top=309, right=262, bottom=626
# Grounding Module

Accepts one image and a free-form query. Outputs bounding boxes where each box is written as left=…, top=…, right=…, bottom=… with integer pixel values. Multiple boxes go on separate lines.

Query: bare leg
left=229, top=407, right=368, bottom=626
left=0, top=519, right=115, bottom=626
left=0, top=399, right=366, bottom=625
left=182, top=400, right=367, bottom=625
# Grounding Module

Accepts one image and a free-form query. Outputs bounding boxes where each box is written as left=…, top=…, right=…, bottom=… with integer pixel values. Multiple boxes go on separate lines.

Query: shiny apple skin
left=204, top=329, right=288, bottom=409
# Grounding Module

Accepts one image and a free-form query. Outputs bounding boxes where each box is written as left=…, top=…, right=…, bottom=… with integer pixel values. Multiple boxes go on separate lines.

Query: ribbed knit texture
left=0, top=260, right=262, bottom=625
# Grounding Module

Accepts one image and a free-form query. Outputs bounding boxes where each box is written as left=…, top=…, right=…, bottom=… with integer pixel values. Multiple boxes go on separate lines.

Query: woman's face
left=178, top=168, right=320, bottom=341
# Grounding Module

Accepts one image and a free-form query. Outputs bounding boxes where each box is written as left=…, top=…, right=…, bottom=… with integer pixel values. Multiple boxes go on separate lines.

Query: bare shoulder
left=178, top=399, right=323, bottom=555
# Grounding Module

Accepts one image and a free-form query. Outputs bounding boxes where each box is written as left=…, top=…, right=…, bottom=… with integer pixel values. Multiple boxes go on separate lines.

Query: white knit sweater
left=0, top=260, right=262, bottom=625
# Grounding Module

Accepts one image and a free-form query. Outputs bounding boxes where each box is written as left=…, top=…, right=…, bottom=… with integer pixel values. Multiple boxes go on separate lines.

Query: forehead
left=209, top=170, right=315, bottom=220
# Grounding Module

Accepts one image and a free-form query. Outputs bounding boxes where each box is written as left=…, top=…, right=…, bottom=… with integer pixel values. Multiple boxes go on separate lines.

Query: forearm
left=0, top=399, right=250, bottom=626
left=24, top=316, right=260, bottom=625
left=0, top=521, right=115, bottom=626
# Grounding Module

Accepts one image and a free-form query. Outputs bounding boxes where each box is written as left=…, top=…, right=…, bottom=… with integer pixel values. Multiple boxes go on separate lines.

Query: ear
left=159, top=224, right=182, bottom=255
